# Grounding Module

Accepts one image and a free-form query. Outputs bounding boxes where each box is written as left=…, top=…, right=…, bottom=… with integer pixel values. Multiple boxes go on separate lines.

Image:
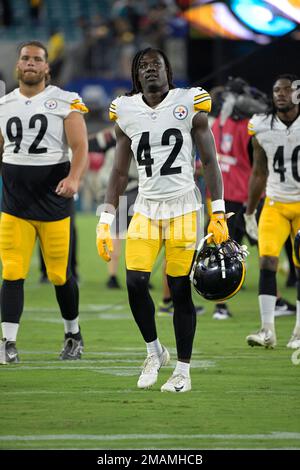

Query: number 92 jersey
left=109, top=87, right=211, bottom=201
left=0, top=85, right=88, bottom=221
left=248, top=114, right=300, bottom=202
left=0, top=85, right=88, bottom=166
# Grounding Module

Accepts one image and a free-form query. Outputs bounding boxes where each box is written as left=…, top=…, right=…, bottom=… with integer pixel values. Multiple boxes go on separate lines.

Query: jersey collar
left=137, top=89, right=174, bottom=110
left=16, top=85, right=52, bottom=101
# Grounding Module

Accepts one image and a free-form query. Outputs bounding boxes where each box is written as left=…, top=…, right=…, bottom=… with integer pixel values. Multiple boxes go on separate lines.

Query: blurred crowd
left=75, top=0, right=182, bottom=80
left=0, top=1, right=186, bottom=83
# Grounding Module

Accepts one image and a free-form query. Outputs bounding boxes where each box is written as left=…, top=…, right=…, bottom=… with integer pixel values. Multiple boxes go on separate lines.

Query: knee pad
left=2, top=260, right=24, bottom=281
left=44, top=230, right=69, bottom=286
left=126, top=270, right=150, bottom=293
left=48, top=271, right=66, bottom=286
left=167, top=275, right=191, bottom=304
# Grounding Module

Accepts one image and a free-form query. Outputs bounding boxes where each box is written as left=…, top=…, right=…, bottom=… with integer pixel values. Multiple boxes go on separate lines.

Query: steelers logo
left=173, top=105, right=188, bottom=120
left=44, top=99, right=57, bottom=110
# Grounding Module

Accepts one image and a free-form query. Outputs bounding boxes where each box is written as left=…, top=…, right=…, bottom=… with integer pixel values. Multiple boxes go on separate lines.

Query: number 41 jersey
left=109, top=87, right=211, bottom=201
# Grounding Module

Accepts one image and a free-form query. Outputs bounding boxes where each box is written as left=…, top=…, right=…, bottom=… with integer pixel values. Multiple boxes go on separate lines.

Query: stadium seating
left=0, top=0, right=111, bottom=41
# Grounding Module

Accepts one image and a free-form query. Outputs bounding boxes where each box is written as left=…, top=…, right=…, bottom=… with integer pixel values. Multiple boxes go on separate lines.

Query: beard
left=275, top=102, right=296, bottom=113
left=17, top=69, right=45, bottom=86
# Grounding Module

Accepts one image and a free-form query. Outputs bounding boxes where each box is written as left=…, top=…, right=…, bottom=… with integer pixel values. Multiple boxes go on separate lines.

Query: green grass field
left=0, top=213, right=299, bottom=450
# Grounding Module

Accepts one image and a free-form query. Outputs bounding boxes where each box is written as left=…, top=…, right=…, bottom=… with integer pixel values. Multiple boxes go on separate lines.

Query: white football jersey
left=109, top=87, right=211, bottom=201
left=0, top=85, right=87, bottom=166
left=248, top=114, right=300, bottom=202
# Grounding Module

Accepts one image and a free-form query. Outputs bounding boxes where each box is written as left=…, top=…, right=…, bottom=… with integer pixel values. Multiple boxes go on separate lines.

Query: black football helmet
left=190, top=237, right=248, bottom=302
left=295, top=230, right=300, bottom=264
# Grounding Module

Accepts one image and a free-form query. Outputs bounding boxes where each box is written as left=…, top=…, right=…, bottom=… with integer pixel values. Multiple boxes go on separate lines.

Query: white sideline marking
left=0, top=390, right=135, bottom=395
left=97, top=313, right=131, bottom=320
left=28, top=313, right=131, bottom=322
left=0, top=359, right=215, bottom=367
left=19, top=359, right=140, bottom=369
left=30, top=318, right=62, bottom=324
left=0, top=366, right=136, bottom=376
left=110, top=347, right=148, bottom=351
left=2, top=350, right=288, bottom=360
left=24, top=304, right=127, bottom=313
left=19, top=347, right=204, bottom=354
left=0, top=366, right=138, bottom=371
left=27, top=313, right=132, bottom=321
left=86, top=304, right=118, bottom=311
left=0, top=360, right=215, bottom=376
left=5, top=350, right=206, bottom=357
left=1, top=387, right=298, bottom=396
left=0, top=432, right=300, bottom=442
left=18, top=351, right=147, bottom=356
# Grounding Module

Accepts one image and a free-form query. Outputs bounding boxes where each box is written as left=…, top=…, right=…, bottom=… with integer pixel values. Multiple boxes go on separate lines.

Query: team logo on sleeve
left=173, top=105, right=188, bottom=120
left=44, top=99, right=57, bottom=110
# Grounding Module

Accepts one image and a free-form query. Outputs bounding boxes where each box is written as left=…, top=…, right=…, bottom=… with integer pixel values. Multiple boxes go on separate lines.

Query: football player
left=96, top=48, right=229, bottom=392
left=0, top=41, right=88, bottom=363
left=245, top=74, right=300, bottom=350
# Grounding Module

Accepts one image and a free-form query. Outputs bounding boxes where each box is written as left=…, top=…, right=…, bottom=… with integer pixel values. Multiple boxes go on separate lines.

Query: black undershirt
left=1, top=161, right=74, bottom=221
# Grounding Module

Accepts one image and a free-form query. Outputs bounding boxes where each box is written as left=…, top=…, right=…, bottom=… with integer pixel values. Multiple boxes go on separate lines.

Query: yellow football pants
left=259, top=197, right=300, bottom=268
left=0, top=213, right=72, bottom=285
left=126, top=212, right=199, bottom=276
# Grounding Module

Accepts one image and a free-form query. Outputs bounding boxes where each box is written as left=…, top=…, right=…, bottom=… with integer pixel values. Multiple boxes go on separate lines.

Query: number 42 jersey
left=109, top=87, right=211, bottom=201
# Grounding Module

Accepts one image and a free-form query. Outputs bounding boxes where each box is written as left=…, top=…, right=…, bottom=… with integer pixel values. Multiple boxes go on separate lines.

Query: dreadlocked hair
left=267, top=73, right=299, bottom=129
left=126, top=47, right=175, bottom=96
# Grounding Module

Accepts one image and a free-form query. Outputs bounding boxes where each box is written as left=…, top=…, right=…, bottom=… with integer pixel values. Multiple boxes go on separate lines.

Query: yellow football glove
left=96, top=223, right=114, bottom=262
left=207, top=212, right=229, bottom=245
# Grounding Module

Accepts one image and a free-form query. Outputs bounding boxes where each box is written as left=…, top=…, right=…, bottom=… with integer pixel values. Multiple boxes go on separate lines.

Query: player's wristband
left=211, top=199, right=225, bottom=213
left=99, top=212, right=115, bottom=226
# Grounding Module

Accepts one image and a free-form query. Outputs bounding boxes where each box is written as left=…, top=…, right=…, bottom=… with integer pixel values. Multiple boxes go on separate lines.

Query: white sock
left=174, top=360, right=190, bottom=378
left=63, top=318, right=79, bottom=334
left=294, top=300, right=300, bottom=334
left=146, top=339, right=163, bottom=356
left=1, top=322, right=19, bottom=342
left=258, top=295, right=276, bottom=331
